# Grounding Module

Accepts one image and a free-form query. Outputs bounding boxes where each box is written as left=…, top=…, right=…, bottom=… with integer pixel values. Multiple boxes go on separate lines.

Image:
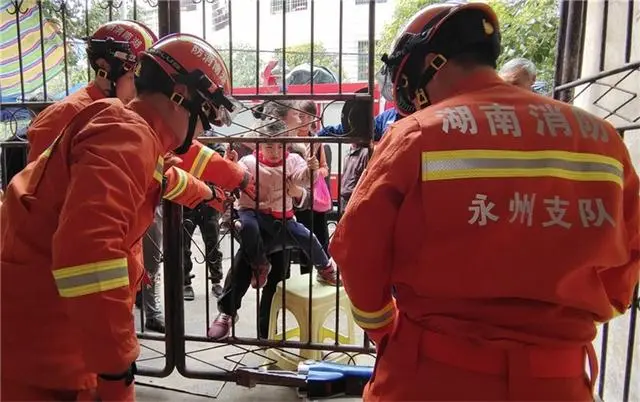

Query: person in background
left=499, top=57, right=537, bottom=91
left=340, top=141, right=372, bottom=211
left=290, top=100, right=331, bottom=274
left=317, top=102, right=400, bottom=211
left=183, top=139, right=226, bottom=301
left=318, top=107, right=399, bottom=142
left=140, top=207, right=165, bottom=333
left=26, top=21, right=156, bottom=163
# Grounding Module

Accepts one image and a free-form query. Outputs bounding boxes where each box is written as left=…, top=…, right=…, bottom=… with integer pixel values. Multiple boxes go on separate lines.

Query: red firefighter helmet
left=87, top=20, right=157, bottom=95
left=124, top=20, right=159, bottom=48
left=378, top=1, right=500, bottom=116
left=137, top=33, right=239, bottom=154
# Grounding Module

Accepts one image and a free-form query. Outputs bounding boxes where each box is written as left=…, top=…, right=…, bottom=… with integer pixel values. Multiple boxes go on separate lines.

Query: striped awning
left=0, top=0, right=66, bottom=99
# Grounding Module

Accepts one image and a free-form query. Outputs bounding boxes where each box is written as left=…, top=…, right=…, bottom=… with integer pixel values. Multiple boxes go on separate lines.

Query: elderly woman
left=499, top=57, right=537, bottom=91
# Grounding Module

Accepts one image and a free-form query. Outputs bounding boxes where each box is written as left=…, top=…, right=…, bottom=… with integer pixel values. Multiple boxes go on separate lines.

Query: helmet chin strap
left=413, top=53, right=448, bottom=110
left=96, top=58, right=126, bottom=98
left=172, top=91, right=212, bottom=155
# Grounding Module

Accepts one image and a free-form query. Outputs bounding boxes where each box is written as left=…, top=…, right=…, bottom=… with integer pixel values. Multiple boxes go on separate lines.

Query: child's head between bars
left=254, top=119, right=287, bottom=164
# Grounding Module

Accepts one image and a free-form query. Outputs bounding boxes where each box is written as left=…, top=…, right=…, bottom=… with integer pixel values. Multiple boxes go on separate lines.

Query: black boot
left=184, top=274, right=195, bottom=301
left=145, top=317, right=165, bottom=333
left=211, top=283, right=223, bottom=298
left=183, top=285, right=195, bottom=301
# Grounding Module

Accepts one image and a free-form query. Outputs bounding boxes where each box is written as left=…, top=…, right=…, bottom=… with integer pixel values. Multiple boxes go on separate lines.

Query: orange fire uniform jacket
left=25, top=82, right=212, bottom=209
left=176, top=139, right=248, bottom=191
left=329, top=70, right=639, bottom=401
left=26, top=82, right=105, bottom=163
left=0, top=98, right=176, bottom=391
left=163, top=165, right=213, bottom=208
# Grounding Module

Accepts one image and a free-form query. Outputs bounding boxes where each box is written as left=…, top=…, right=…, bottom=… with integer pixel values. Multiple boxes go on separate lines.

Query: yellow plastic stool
left=265, top=273, right=356, bottom=371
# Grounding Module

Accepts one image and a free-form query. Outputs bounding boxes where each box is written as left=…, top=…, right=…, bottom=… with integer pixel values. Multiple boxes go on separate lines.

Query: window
left=211, top=0, right=229, bottom=31
left=355, top=0, right=387, bottom=4
left=180, top=0, right=197, bottom=12
left=357, top=40, right=376, bottom=81
left=270, top=0, right=308, bottom=15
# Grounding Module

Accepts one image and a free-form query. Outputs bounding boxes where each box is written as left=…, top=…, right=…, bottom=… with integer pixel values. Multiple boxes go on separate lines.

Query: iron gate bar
left=552, top=0, right=569, bottom=90
left=7, top=1, right=27, bottom=101
left=598, top=323, right=609, bottom=397
left=599, top=0, right=608, bottom=72
left=553, top=0, right=587, bottom=102
left=624, top=0, right=634, bottom=63
left=197, top=136, right=369, bottom=144
left=254, top=0, right=260, bottom=92
left=617, top=123, right=640, bottom=132
left=367, top=0, right=375, bottom=96
left=338, top=0, right=343, bottom=93
left=553, top=60, right=640, bottom=93
left=2, top=102, right=57, bottom=115
left=37, top=0, right=48, bottom=100
left=577, top=0, right=588, bottom=80
left=85, top=0, right=90, bottom=81
left=233, top=93, right=368, bottom=101
left=281, top=139, right=288, bottom=343
left=310, top=0, right=314, bottom=94
left=622, top=285, right=638, bottom=402
left=183, top=335, right=374, bottom=355
left=281, top=0, right=286, bottom=95
left=1, top=95, right=372, bottom=111
left=227, top=0, right=232, bottom=88
left=59, top=1, right=69, bottom=95
left=335, top=142, right=343, bottom=346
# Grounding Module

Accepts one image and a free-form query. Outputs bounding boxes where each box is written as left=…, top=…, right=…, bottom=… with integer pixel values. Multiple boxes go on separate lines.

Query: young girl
left=235, top=119, right=339, bottom=289
left=209, top=102, right=338, bottom=341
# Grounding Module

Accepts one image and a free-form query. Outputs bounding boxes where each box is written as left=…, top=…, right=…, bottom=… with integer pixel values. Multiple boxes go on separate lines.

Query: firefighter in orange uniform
left=26, top=20, right=156, bottom=163
left=21, top=20, right=242, bottom=334
left=329, top=3, right=639, bottom=401
left=24, top=20, right=233, bottom=208
left=0, top=34, right=243, bottom=401
left=21, top=20, right=230, bottom=335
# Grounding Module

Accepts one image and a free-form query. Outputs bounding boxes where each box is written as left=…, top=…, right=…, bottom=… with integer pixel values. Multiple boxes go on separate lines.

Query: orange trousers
left=364, top=315, right=597, bottom=401
left=0, top=379, right=97, bottom=401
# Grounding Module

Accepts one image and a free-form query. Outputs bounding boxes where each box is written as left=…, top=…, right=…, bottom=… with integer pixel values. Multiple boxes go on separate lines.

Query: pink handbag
left=312, top=176, right=332, bottom=213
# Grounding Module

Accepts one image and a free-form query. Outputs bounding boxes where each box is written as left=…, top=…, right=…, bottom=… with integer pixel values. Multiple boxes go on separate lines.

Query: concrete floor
left=136, top=380, right=361, bottom=401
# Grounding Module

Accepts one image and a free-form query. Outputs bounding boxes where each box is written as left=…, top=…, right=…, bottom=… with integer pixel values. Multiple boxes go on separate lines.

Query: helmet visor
left=200, top=91, right=244, bottom=127
left=376, top=65, right=394, bottom=102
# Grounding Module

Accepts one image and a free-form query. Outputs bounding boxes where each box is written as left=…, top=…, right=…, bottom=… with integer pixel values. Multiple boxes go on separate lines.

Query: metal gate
left=0, top=0, right=638, bottom=400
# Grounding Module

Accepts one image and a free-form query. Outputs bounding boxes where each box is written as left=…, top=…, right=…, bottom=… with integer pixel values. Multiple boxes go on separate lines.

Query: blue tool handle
left=306, top=362, right=373, bottom=379
left=306, top=371, right=344, bottom=383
